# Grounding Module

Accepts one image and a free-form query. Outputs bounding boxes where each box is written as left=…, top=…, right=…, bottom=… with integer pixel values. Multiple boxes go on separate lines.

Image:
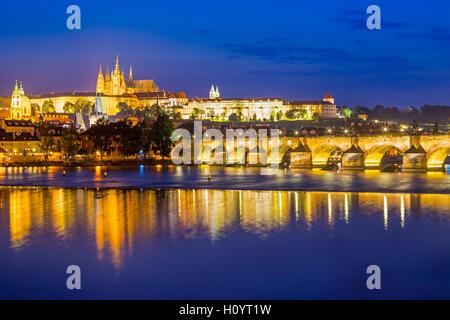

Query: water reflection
left=3, top=187, right=450, bottom=269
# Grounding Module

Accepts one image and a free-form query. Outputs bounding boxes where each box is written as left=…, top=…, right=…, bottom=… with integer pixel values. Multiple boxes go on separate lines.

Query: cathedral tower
left=105, top=65, right=110, bottom=81
left=209, top=85, right=216, bottom=99
left=10, top=80, right=31, bottom=119
left=96, top=65, right=104, bottom=94
left=96, top=55, right=159, bottom=96
left=111, top=55, right=126, bottom=95
left=215, top=86, right=220, bottom=98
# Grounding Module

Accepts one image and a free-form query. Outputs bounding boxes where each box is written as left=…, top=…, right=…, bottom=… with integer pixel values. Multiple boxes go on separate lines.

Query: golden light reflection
left=400, top=195, right=405, bottom=228
left=328, top=193, right=332, bottom=226
left=344, top=193, right=349, bottom=224
left=4, top=188, right=450, bottom=269
left=9, top=189, right=32, bottom=248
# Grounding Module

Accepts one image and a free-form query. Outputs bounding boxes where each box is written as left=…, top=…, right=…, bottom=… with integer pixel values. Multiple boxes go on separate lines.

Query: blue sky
left=0, top=0, right=449, bottom=108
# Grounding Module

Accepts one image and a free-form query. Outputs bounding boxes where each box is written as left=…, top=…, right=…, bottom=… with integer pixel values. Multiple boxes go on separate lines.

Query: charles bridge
left=193, top=133, right=450, bottom=171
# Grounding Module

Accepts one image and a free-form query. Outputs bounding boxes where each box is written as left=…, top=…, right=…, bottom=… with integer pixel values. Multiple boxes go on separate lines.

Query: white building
left=183, top=97, right=287, bottom=121
left=182, top=87, right=337, bottom=121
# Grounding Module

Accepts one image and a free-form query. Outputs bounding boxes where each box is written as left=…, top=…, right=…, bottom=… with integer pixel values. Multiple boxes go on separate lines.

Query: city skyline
left=0, top=1, right=449, bottom=303
left=0, top=1, right=450, bottom=108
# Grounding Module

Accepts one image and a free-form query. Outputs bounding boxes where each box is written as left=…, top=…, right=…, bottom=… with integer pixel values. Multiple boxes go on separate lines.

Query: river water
left=0, top=166, right=449, bottom=299
left=0, top=165, right=448, bottom=193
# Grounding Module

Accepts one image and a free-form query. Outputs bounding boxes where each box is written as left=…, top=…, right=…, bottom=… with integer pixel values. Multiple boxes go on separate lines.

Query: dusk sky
left=0, top=0, right=449, bottom=108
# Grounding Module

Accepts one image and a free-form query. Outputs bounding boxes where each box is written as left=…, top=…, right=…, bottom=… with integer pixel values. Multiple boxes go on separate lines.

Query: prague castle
left=0, top=56, right=338, bottom=122
left=96, top=56, right=159, bottom=95
left=25, top=56, right=187, bottom=116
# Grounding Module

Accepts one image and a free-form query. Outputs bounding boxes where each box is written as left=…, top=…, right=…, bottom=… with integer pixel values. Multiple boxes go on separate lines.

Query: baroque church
left=96, top=56, right=159, bottom=95
left=10, top=80, right=31, bottom=119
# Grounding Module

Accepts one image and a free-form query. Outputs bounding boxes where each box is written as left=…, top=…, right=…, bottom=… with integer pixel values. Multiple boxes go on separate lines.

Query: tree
left=176, top=120, right=195, bottom=134
left=276, top=110, right=283, bottom=121
left=145, top=104, right=159, bottom=119
left=342, top=106, right=352, bottom=118
left=74, top=99, right=93, bottom=114
left=285, top=109, right=296, bottom=120
left=353, top=105, right=371, bottom=119
left=228, top=113, right=238, bottom=122
left=190, top=107, right=204, bottom=120
left=173, top=112, right=181, bottom=120
left=286, top=109, right=307, bottom=120
left=31, top=103, right=40, bottom=116
left=87, top=117, right=114, bottom=161
left=150, top=112, right=174, bottom=160
left=312, top=112, right=321, bottom=122
left=297, top=109, right=307, bottom=120
left=42, top=100, right=55, bottom=113
left=128, top=104, right=158, bottom=119
left=112, top=120, right=141, bottom=158
left=136, top=120, right=153, bottom=161
left=166, top=105, right=178, bottom=119
left=63, top=101, right=75, bottom=113
left=61, top=128, right=80, bottom=160
left=270, top=111, right=276, bottom=122
left=116, top=102, right=132, bottom=115
left=40, top=136, right=55, bottom=161
left=373, top=104, right=385, bottom=113
left=207, top=108, right=216, bottom=120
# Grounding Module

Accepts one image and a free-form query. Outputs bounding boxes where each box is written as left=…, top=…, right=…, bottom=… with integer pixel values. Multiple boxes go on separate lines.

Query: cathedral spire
left=115, top=55, right=120, bottom=74
left=129, top=65, right=133, bottom=81
left=215, top=85, right=220, bottom=98
left=209, top=84, right=216, bottom=99
left=14, top=80, right=18, bottom=90
left=98, top=64, right=103, bottom=77
left=105, top=65, right=110, bottom=81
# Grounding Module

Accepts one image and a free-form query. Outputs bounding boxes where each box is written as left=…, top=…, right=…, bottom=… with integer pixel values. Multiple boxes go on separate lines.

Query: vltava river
left=0, top=187, right=449, bottom=299
left=0, top=165, right=448, bottom=193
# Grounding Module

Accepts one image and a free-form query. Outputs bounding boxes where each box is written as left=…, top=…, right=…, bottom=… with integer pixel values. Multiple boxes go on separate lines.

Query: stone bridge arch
left=357, top=135, right=411, bottom=153
left=311, top=144, right=343, bottom=167
left=427, top=146, right=450, bottom=169
left=364, top=145, right=403, bottom=168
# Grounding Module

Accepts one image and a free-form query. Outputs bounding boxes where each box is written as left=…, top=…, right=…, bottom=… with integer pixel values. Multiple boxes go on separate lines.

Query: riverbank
left=0, top=158, right=174, bottom=167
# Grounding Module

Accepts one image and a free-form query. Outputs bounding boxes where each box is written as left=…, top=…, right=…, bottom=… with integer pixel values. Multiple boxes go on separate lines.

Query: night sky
left=0, top=0, right=449, bottom=108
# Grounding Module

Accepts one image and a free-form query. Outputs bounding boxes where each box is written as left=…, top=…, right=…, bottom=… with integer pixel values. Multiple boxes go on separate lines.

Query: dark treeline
left=346, top=104, right=450, bottom=123
left=83, top=112, right=174, bottom=161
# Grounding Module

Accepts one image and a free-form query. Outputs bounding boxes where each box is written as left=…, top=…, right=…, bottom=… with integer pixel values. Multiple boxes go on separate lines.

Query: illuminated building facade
left=289, top=92, right=338, bottom=119
left=183, top=97, right=286, bottom=120
left=10, top=81, right=31, bottom=120
left=182, top=87, right=337, bottom=120
left=96, top=56, right=159, bottom=96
